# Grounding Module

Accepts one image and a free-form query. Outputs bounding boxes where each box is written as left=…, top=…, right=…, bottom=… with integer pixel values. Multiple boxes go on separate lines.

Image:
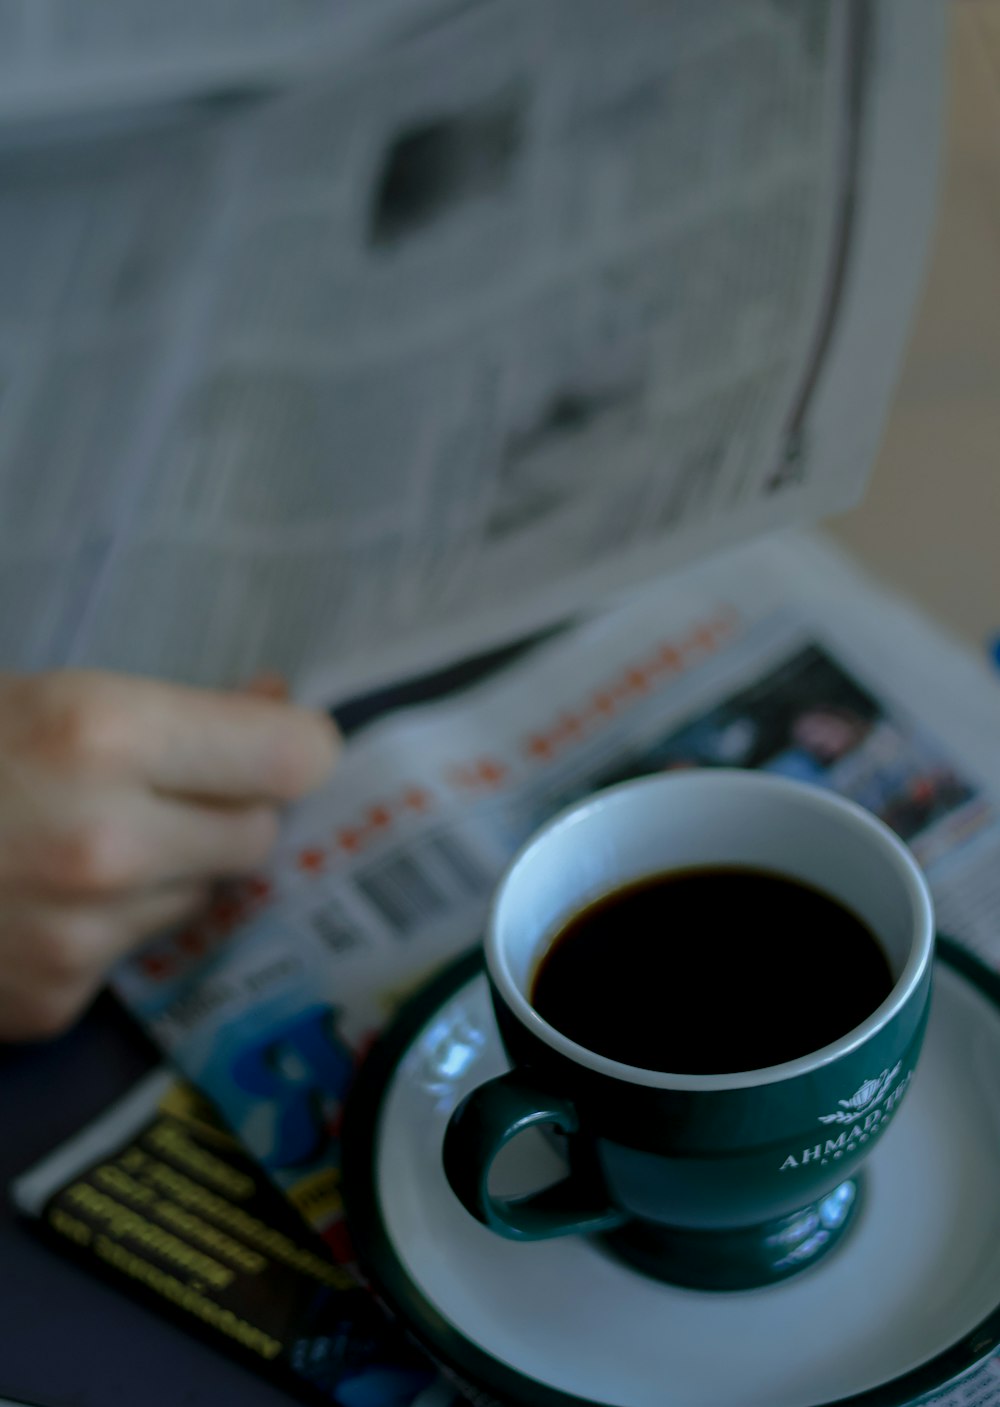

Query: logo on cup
left=817, top=1062, right=902, bottom=1125
left=778, top=1066, right=914, bottom=1172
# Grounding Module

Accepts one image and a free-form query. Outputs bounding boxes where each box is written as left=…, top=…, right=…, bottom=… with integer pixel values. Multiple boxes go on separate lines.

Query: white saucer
left=341, top=944, right=1000, bottom=1407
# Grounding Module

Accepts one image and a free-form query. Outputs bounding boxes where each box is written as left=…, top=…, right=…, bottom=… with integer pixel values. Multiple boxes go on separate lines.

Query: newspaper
left=0, top=0, right=455, bottom=126
left=0, top=0, right=944, bottom=701
left=113, top=531, right=1000, bottom=1405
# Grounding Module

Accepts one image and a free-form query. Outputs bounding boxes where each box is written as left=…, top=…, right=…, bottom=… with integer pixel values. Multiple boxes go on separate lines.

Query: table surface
left=0, top=999, right=300, bottom=1407
left=3, top=7, right=999, bottom=1406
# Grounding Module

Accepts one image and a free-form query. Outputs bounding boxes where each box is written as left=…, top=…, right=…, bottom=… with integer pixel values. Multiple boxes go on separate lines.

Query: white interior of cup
left=488, top=770, right=934, bottom=1091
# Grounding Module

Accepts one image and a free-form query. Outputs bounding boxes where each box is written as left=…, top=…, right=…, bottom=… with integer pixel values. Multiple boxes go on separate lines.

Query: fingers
left=0, top=668, right=342, bottom=1041
left=137, top=794, right=281, bottom=885
left=134, top=679, right=339, bottom=801
left=104, top=881, right=214, bottom=956
left=0, top=989, right=87, bottom=1042
left=14, top=882, right=211, bottom=973
left=0, top=671, right=339, bottom=804
left=0, top=790, right=280, bottom=897
left=0, top=881, right=210, bottom=1040
left=242, top=673, right=289, bottom=702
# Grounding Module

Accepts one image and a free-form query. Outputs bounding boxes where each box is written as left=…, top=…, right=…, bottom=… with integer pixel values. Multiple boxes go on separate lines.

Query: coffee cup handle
left=442, top=1069, right=627, bottom=1240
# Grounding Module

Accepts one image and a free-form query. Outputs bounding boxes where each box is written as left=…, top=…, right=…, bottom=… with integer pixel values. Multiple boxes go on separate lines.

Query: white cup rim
left=485, top=770, right=935, bottom=1093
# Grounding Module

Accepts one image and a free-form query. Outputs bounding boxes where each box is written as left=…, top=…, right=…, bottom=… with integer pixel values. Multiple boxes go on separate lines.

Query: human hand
left=0, top=670, right=338, bottom=1040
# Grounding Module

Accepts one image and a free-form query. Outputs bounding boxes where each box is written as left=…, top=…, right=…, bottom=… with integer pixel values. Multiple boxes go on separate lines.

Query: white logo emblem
left=818, top=1062, right=902, bottom=1125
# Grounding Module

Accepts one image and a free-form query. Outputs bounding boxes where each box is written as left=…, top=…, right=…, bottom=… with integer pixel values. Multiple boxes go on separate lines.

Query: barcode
left=310, top=900, right=368, bottom=956
left=424, top=831, right=493, bottom=896
left=352, top=829, right=493, bottom=937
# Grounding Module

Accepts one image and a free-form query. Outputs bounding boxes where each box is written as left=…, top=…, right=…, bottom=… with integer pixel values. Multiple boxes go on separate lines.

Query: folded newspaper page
left=110, top=531, right=1000, bottom=1406
left=0, top=0, right=944, bottom=699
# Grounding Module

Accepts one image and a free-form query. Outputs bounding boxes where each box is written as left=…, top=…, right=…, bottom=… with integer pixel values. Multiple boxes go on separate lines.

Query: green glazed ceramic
left=442, top=772, right=935, bottom=1288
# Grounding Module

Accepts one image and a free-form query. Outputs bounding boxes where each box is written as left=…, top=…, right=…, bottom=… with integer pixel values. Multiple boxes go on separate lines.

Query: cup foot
left=599, top=1178, right=861, bottom=1291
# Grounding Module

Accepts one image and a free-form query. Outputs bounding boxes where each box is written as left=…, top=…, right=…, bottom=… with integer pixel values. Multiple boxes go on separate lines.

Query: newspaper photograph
left=112, top=530, right=1000, bottom=1406
left=549, top=642, right=990, bottom=868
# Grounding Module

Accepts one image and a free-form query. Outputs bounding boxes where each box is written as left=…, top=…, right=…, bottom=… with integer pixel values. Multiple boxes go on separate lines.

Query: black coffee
left=529, top=867, right=894, bottom=1075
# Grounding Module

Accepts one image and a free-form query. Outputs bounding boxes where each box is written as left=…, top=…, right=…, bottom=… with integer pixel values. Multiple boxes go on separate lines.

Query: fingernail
left=244, top=672, right=289, bottom=701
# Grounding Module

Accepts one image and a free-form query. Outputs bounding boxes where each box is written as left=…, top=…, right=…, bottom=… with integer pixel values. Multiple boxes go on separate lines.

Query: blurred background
left=832, top=1, right=1000, bottom=649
